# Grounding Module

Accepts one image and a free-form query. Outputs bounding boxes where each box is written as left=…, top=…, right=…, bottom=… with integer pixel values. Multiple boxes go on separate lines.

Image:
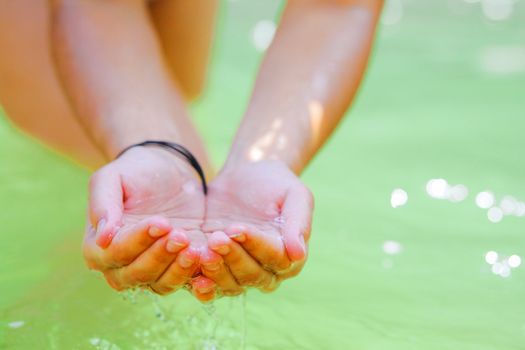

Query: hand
left=82, top=146, right=216, bottom=298
left=201, top=160, right=314, bottom=295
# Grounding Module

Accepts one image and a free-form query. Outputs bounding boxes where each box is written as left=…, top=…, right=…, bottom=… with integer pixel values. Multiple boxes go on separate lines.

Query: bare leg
left=149, top=0, right=219, bottom=101
left=0, top=0, right=218, bottom=169
left=0, top=0, right=105, bottom=169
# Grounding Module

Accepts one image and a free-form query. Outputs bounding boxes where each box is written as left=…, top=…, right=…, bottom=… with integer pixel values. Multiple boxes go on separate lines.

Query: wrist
left=117, top=141, right=208, bottom=193
left=102, top=125, right=182, bottom=160
left=224, top=144, right=303, bottom=175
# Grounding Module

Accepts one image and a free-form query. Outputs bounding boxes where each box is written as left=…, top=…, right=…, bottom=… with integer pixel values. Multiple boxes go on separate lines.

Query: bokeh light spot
left=390, top=188, right=408, bottom=208
left=381, top=0, right=403, bottom=25
left=508, top=255, right=521, bottom=268
left=485, top=251, right=498, bottom=265
left=481, top=0, right=514, bottom=21
left=487, top=207, right=503, bottom=223
left=383, top=240, right=402, bottom=255
left=476, top=191, right=495, bottom=209
left=426, top=178, right=449, bottom=199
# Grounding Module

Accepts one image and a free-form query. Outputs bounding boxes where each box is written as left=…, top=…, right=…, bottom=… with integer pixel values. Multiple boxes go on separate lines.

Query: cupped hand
left=200, top=160, right=314, bottom=295
left=82, top=146, right=216, bottom=298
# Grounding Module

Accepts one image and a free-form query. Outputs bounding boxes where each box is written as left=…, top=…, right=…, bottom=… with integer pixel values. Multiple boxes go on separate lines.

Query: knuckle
left=107, top=245, right=130, bottom=266
left=275, top=259, right=292, bottom=271
left=130, top=269, right=156, bottom=284
left=279, top=264, right=303, bottom=280
left=150, top=285, right=174, bottom=296
left=82, top=243, right=106, bottom=271
left=104, top=273, right=125, bottom=291
left=162, top=275, right=187, bottom=289
left=237, top=271, right=264, bottom=286
left=150, top=252, right=171, bottom=266
left=202, top=265, right=223, bottom=278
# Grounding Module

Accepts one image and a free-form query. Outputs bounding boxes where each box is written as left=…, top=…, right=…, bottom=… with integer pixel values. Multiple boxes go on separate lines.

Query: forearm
left=225, top=0, right=382, bottom=174
left=50, top=0, right=208, bottom=164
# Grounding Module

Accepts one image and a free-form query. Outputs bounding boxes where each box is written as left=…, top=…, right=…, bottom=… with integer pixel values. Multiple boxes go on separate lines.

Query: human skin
left=198, top=0, right=384, bottom=294
left=56, top=0, right=383, bottom=299
left=0, top=0, right=216, bottom=169
left=8, top=0, right=383, bottom=301
left=49, top=0, right=219, bottom=300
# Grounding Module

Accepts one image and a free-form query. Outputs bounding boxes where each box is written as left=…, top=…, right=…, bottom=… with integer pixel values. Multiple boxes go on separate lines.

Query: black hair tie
left=117, top=140, right=208, bottom=195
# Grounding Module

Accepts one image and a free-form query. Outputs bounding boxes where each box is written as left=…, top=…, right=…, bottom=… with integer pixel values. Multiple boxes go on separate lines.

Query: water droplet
left=274, top=215, right=286, bottom=225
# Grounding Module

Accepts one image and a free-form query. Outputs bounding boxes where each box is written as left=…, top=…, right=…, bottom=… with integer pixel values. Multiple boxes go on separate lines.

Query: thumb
left=88, top=166, right=124, bottom=248
left=281, top=184, right=314, bottom=262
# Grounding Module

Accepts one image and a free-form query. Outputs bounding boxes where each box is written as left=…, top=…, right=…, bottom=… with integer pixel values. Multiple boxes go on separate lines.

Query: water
left=1, top=0, right=525, bottom=349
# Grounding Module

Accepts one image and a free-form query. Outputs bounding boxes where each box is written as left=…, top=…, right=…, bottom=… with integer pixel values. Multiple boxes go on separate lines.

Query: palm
left=203, top=160, right=312, bottom=264
left=105, top=147, right=207, bottom=247
left=204, top=162, right=285, bottom=235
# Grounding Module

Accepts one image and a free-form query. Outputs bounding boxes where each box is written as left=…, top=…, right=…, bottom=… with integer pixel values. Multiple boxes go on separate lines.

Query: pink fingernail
left=149, top=226, right=164, bottom=237
left=198, top=285, right=214, bottom=294
left=178, top=255, right=195, bottom=268
left=166, top=239, right=187, bottom=253
left=211, top=245, right=230, bottom=255
left=96, top=218, right=106, bottom=236
left=230, top=233, right=246, bottom=243
left=203, top=262, right=221, bottom=271
left=300, top=236, right=306, bottom=252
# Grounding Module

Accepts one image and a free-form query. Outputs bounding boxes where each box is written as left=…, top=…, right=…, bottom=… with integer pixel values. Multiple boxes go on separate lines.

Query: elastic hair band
left=117, top=140, right=208, bottom=195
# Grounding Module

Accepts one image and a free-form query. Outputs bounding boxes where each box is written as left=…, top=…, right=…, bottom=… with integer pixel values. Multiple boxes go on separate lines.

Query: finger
left=150, top=247, right=201, bottom=295
left=260, top=274, right=280, bottom=293
left=88, top=166, right=124, bottom=248
left=190, top=276, right=217, bottom=303
left=101, top=216, right=172, bottom=268
left=103, top=230, right=189, bottom=288
left=208, top=231, right=274, bottom=290
left=276, top=259, right=306, bottom=282
left=200, top=248, right=243, bottom=296
left=225, top=223, right=291, bottom=272
left=83, top=224, right=100, bottom=270
left=281, top=184, right=314, bottom=262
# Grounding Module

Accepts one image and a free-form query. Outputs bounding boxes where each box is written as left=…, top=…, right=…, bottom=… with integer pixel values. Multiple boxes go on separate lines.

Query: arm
left=225, top=0, right=383, bottom=174
left=50, top=0, right=209, bottom=167
left=50, top=0, right=217, bottom=299
left=201, top=0, right=382, bottom=294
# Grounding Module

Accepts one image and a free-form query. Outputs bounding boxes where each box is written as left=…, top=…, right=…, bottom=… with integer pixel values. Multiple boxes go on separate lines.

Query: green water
left=1, top=1, right=525, bottom=349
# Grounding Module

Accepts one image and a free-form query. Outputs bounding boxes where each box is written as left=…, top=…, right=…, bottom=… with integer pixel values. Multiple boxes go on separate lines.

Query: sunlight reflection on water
left=426, top=178, right=469, bottom=202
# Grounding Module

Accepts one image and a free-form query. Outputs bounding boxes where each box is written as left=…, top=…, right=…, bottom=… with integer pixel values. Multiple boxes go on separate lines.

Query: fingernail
left=148, top=226, right=164, bottom=237
left=197, top=285, right=214, bottom=294
left=96, top=218, right=106, bottom=236
left=178, top=255, right=195, bottom=268
left=296, top=236, right=307, bottom=259
left=230, top=233, right=246, bottom=242
left=300, top=235, right=306, bottom=252
left=166, top=239, right=187, bottom=253
left=211, top=245, right=230, bottom=255
left=203, top=262, right=220, bottom=271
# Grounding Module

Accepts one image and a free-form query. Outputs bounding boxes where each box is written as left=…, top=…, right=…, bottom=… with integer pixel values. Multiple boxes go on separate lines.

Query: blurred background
left=1, top=0, right=524, bottom=349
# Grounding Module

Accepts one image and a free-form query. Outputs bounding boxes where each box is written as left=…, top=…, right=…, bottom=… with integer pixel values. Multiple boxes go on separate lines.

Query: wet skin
left=83, top=147, right=313, bottom=302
